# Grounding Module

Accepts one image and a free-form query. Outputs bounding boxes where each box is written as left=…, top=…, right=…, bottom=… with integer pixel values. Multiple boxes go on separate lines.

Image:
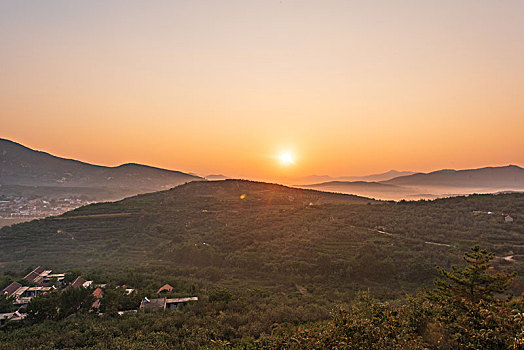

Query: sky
left=1, top=0, right=523, bottom=182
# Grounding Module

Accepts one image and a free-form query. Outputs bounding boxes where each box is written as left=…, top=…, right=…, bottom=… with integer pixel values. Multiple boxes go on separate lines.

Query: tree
left=99, top=287, right=140, bottom=314
left=0, top=294, right=15, bottom=313
left=57, top=287, right=94, bottom=319
left=428, top=246, right=519, bottom=349
left=64, top=270, right=82, bottom=284
left=26, top=292, right=59, bottom=322
left=0, top=275, right=14, bottom=290
left=26, top=288, right=95, bottom=323
left=429, top=245, right=514, bottom=307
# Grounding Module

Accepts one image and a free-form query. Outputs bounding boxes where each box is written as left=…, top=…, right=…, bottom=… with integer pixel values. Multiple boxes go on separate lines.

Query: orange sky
left=1, top=1, right=523, bottom=182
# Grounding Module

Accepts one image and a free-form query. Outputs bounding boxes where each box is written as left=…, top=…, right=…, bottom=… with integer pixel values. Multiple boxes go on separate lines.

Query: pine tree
left=429, top=245, right=514, bottom=307
left=428, top=246, right=518, bottom=349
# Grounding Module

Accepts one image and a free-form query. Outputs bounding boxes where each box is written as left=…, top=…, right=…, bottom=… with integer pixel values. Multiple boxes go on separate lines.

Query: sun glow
left=278, top=152, right=295, bottom=166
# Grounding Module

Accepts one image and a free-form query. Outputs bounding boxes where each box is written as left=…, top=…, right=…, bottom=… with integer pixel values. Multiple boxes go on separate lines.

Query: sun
left=278, top=152, right=295, bottom=166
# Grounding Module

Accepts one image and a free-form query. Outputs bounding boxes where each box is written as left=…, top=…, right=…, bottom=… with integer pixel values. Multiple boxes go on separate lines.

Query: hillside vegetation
left=0, top=180, right=523, bottom=348
left=1, top=180, right=522, bottom=296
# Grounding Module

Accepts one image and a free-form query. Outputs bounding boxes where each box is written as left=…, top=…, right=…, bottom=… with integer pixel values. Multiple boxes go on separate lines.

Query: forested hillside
left=1, top=180, right=522, bottom=295
left=0, top=180, right=523, bottom=348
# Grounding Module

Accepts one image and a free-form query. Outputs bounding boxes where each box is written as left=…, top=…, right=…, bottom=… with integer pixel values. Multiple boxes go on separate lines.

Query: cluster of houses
left=0, top=196, right=91, bottom=220
left=0, top=266, right=97, bottom=324
left=1, top=267, right=198, bottom=325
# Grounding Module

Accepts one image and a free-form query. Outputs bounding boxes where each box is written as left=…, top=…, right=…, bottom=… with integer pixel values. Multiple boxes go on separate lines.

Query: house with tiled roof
left=140, top=297, right=167, bottom=312
left=140, top=296, right=198, bottom=312
left=70, top=276, right=87, bottom=289
left=1, top=282, right=22, bottom=297
left=166, top=297, right=198, bottom=310
left=157, top=283, right=174, bottom=294
left=91, top=287, right=104, bottom=310
left=22, top=266, right=64, bottom=286
left=0, top=311, right=26, bottom=325
left=92, top=287, right=103, bottom=299
left=24, top=266, right=45, bottom=283
left=12, top=286, right=54, bottom=306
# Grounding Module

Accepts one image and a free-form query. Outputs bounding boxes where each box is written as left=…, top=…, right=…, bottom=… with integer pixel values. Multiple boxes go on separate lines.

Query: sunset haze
left=1, top=0, right=523, bottom=182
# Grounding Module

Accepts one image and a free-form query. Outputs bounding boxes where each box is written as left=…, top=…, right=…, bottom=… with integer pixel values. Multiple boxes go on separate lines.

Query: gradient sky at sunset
left=1, top=0, right=523, bottom=182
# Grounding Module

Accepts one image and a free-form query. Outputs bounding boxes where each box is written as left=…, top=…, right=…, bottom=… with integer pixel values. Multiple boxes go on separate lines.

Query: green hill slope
left=1, top=180, right=522, bottom=297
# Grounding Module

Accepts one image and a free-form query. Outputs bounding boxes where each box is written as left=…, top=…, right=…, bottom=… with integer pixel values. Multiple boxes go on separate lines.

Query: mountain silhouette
left=0, top=138, right=203, bottom=200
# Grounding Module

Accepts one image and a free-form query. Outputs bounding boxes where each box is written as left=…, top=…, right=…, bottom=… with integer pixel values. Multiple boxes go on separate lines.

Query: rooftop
left=140, top=297, right=166, bottom=311
left=166, top=297, right=198, bottom=303
left=1, top=281, right=22, bottom=296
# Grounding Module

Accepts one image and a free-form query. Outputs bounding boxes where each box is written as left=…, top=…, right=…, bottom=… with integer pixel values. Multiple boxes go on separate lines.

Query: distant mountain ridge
left=384, top=165, right=524, bottom=188
left=205, top=174, right=230, bottom=180
left=349, top=169, right=417, bottom=182
left=297, top=170, right=416, bottom=184
left=0, top=138, right=203, bottom=200
left=300, top=165, right=524, bottom=200
left=305, top=180, right=410, bottom=193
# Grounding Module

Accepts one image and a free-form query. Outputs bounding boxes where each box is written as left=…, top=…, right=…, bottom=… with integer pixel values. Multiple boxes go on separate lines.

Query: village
left=0, top=266, right=198, bottom=325
left=0, top=195, right=91, bottom=221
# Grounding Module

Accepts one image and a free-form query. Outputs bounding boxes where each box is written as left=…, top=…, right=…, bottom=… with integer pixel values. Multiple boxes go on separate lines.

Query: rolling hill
left=0, top=179, right=523, bottom=349
left=0, top=179, right=522, bottom=298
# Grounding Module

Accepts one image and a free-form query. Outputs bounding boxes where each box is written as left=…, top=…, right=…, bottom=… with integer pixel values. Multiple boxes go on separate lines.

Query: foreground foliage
left=0, top=182, right=522, bottom=348
left=1, top=247, right=523, bottom=349
left=263, top=246, right=524, bottom=349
